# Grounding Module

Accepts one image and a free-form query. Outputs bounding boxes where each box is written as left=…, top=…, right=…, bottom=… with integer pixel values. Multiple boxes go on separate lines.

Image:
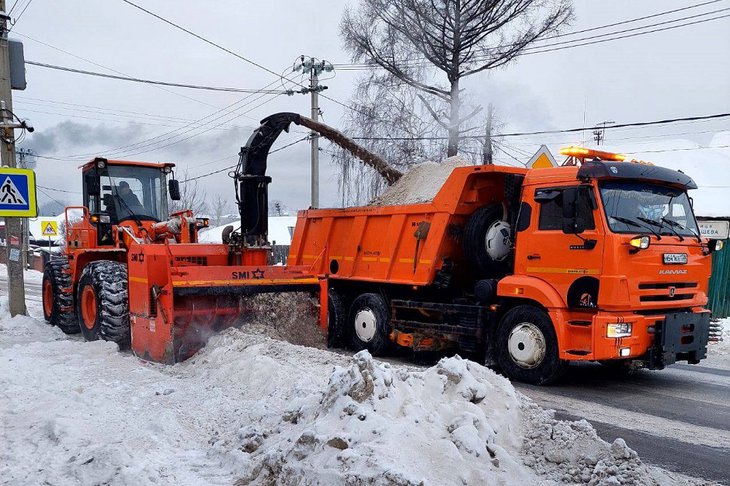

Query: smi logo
left=659, top=269, right=688, bottom=275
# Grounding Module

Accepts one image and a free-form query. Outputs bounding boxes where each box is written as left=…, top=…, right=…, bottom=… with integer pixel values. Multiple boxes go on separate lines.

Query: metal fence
left=708, top=242, right=730, bottom=318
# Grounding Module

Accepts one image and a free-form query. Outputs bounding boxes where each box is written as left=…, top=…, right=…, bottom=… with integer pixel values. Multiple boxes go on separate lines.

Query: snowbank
left=199, top=216, right=297, bottom=245
left=370, top=156, right=472, bottom=206
left=0, top=302, right=693, bottom=486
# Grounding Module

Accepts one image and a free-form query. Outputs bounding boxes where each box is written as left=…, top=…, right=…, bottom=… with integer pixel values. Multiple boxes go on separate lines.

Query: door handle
left=527, top=253, right=541, bottom=260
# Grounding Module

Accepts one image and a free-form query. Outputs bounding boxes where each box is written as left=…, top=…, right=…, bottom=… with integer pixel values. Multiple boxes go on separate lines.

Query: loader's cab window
left=85, top=165, right=169, bottom=223
left=536, top=187, right=596, bottom=231
left=600, top=181, right=699, bottom=237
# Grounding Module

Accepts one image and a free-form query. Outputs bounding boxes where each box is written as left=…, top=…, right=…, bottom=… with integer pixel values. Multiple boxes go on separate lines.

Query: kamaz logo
left=659, top=269, right=688, bottom=275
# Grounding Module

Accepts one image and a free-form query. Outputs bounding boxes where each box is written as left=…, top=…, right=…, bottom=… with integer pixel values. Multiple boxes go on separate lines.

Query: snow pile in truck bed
left=370, top=156, right=472, bottom=206
left=0, top=304, right=696, bottom=486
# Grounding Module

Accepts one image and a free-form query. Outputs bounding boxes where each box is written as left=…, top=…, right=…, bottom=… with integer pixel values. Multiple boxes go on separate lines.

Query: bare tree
left=171, top=170, right=208, bottom=215
left=210, top=194, right=231, bottom=226
left=342, top=0, right=573, bottom=156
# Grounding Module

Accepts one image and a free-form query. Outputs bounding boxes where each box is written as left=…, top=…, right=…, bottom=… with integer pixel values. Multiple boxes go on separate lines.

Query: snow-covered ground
left=0, top=283, right=709, bottom=486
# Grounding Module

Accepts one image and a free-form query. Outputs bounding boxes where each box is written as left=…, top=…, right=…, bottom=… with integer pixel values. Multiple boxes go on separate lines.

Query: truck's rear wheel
left=42, top=257, right=80, bottom=334
left=349, top=293, right=390, bottom=356
left=76, top=261, right=130, bottom=347
left=327, top=289, right=347, bottom=348
left=464, top=204, right=511, bottom=277
left=495, top=305, right=564, bottom=385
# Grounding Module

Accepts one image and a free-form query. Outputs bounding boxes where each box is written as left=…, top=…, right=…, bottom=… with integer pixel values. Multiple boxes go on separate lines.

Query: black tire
left=327, top=289, right=347, bottom=348
left=463, top=204, right=510, bottom=277
left=495, top=305, right=564, bottom=385
left=42, top=257, right=80, bottom=334
left=76, top=261, right=130, bottom=347
left=349, top=293, right=390, bottom=356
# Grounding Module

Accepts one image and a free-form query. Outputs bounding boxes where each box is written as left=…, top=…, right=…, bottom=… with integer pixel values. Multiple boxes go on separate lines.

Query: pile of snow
left=370, top=156, right=472, bottom=206
left=199, top=216, right=297, bottom=245
left=0, top=299, right=691, bottom=485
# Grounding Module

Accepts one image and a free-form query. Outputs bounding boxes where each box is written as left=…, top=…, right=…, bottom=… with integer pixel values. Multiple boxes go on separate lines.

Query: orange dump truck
left=290, top=144, right=719, bottom=384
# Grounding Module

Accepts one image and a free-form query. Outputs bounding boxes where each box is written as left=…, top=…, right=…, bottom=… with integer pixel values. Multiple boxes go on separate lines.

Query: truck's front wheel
left=76, top=261, right=130, bottom=347
left=495, top=305, right=564, bottom=385
left=349, top=293, right=390, bottom=356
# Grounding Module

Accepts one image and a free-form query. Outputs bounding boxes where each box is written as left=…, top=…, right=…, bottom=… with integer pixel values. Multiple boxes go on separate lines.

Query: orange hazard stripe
left=128, top=276, right=149, bottom=284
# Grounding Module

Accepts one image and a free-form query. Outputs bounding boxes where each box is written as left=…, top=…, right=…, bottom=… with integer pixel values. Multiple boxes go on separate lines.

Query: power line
left=120, top=0, right=294, bottom=85
left=351, top=113, right=730, bottom=141
left=8, top=0, right=33, bottom=31
left=13, top=30, right=222, bottom=110
left=25, top=60, right=299, bottom=95
left=37, top=185, right=80, bottom=194
left=117, top=0, right=406, bottom=139
left=180, top=136, right=310, bottom=184
left=333, top=4, right=730, bottom=70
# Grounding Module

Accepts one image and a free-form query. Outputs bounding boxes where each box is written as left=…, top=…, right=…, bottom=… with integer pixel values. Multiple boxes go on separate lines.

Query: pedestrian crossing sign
left=41, top=220, right=58, bottom=237
left=0, top=168, right=37, bottom=217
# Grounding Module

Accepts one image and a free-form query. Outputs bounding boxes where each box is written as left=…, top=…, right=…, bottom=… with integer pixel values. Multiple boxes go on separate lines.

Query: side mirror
left=562, top=187, right=586, bottom=234
left=169, top=179, right=181, bottom=201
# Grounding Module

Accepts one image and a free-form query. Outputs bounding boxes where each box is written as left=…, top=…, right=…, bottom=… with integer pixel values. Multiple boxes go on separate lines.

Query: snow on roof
left=584, top=131, right=730, bottom=218
left=198, top=216, right=298, bottom=245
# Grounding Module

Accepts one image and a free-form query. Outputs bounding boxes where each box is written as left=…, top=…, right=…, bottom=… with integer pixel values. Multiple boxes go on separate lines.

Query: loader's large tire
left=463, top=204, right=511, bottom=278
left=42, top=257, right=80, bottom=334
left=495, top=305, right=565, bottom=385
left=76, top=261, right=130, bottom=347
left=349, top=293, right=390, bottom=356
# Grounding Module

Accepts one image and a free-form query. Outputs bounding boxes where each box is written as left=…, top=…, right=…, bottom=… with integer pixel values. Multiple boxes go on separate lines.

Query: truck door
left=515, top=185, right=604, bottom=309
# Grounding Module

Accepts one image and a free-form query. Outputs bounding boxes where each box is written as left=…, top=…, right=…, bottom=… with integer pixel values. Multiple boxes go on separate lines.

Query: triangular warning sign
left=0, top=176, right=28, bottom=206
left=527, top=145, right=558, bottom=169
left=42, top=222, right=57, bottom=236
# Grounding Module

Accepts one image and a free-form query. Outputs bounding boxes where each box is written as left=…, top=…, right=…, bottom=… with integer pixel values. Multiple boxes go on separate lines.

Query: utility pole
left=482, top=103, right=494, bottom=165
left=0, top=0, right=26, bottom=316
left=593, top=120, right=615, bottom=146
left=17, top=147, right=34, bottom=270
left=294, top=56, right=333, bottom=208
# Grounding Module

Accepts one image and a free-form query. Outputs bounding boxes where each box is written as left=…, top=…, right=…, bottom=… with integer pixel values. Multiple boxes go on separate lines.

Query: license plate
left=663, top=253, right=688, bottom=265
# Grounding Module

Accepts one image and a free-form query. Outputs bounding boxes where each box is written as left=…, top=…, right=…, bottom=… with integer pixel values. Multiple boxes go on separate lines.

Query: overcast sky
left=9, top=0, right=730, bottom=214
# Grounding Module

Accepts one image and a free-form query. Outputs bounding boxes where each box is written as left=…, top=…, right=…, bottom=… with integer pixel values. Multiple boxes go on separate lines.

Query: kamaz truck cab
left=497, top=147, right=719, bottom=382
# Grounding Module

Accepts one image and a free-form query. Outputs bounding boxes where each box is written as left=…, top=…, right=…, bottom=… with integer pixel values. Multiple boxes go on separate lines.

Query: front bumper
left=557, top=309, right=710, bottom=367
left=643, top=311, right=711, bottom=369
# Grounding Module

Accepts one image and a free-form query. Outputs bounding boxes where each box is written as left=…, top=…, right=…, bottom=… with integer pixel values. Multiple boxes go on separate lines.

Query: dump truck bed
left=288, top=165, right=527, bottom=286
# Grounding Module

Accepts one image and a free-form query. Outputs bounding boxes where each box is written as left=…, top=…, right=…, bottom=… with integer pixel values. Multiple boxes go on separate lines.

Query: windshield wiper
left=661, top=217, right=701, bottom=243
left=635, top=216, right=670, bottom=241
left=613, top=216, right=662, bottom=239
left=652, top=217, right=684, bottom=241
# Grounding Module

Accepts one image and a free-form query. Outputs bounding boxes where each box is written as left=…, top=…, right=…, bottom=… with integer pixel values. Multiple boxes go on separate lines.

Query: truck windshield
left=599, top=181, right=699, bottom=237
left=99, top=166, right=168, bottom=222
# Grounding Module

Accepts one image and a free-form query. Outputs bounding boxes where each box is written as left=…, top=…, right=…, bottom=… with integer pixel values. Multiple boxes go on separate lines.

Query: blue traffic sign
left=0, top=168, right=37, bottom=217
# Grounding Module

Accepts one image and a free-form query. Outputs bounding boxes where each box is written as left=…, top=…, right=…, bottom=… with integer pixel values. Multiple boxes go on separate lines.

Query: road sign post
left=40, top=220, right=57, bottom=255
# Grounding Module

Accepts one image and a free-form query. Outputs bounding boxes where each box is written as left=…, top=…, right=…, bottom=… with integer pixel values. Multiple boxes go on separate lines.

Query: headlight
left=629, top=236, right=650, bottom=250
left=607, top=322, right=632, bottom=338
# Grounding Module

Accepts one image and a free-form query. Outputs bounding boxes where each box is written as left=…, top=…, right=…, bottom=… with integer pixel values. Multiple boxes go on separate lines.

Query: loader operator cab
left=82, top=158, right=179, bottom=244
